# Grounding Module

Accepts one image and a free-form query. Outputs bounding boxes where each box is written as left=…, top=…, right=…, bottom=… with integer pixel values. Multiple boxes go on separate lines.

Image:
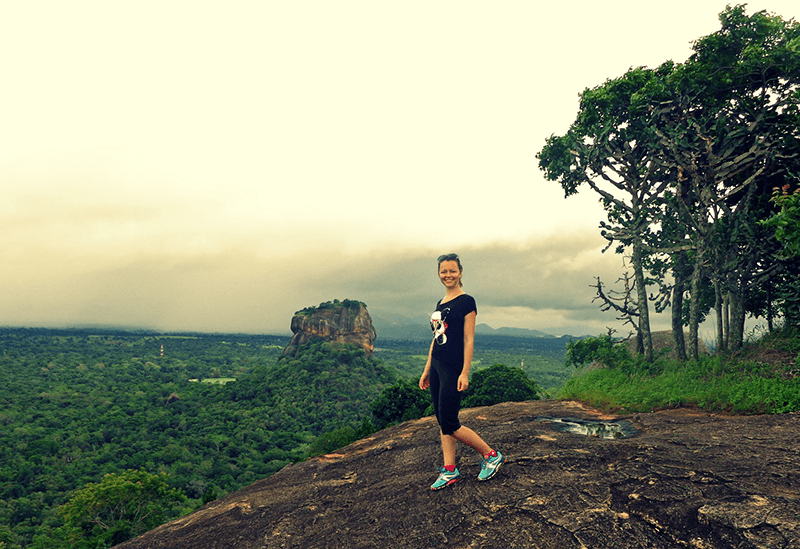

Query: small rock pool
left=536, top=416, right=637, bottom=439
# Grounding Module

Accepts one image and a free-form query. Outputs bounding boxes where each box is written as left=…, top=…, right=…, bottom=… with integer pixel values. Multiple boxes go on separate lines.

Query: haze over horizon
left=4, top=1, right=797, bottom=339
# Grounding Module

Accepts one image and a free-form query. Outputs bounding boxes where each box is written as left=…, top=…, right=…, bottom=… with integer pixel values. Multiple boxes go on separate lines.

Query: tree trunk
left=688, top=252, right=704, bottom=360
left=729, top=290, right=746, bottom=351
left=723, top=292, right=730, bottom=349
left=714, top=281, right=725, bottom=352
left=632, top=240, right=653, bottom=362
left=766, top=283, right=774, bottom=332
left=671, top=252, right=688, bottom=361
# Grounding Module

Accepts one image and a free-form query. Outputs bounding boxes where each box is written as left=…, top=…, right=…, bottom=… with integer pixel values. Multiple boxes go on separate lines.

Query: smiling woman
left=419, top=253, right=506, bottom=490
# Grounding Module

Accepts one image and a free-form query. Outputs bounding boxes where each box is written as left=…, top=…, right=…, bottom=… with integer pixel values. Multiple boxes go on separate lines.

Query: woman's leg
left=431, top=358, right=464, bottom=467
left=432, top=359, right=493, bottom=463
left=432, top=359, right=462, bottom=433
left=451, top=426, right=492, bottom=456
left=441, top=433, right=457, bottom=466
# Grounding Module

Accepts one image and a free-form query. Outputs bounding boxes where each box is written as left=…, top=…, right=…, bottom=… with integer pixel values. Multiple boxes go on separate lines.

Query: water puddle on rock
left=536, top=416, right=636, bottom=439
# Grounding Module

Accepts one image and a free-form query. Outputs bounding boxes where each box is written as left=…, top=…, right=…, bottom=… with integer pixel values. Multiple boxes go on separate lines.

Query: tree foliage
left=306, top=418, right=376, bottom=458
left=538, top=5, right=800, bottom=357
left=56, top=470, right=186, bottom=548
left=762, top=186, right=800, bottom=326
left=0, top=326, right=565, bottom=548
left=370, top=377, right=430, bottom=430
left=0, top=328, right=393, bottom=548
left=763, top=187, right=800, bottom=258
left=0, top=326, right=561, bottom=548
left=462, top=363, right=541, bottom=408
left=565, top=335, right=630, bottom=369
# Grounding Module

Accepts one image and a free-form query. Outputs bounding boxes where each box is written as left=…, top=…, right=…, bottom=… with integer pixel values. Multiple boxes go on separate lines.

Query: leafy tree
left=370, top=377, right=430, bottom=430
left=565, top=335, right=629, bottom=368
left=762, top=186, right=800, bottom=326
left=57, top=470, right=186, bottom=548
left=538, top=5, right=800, bottom=358
left=650, top=6, right=800, bottom=353
left=306, top=417, right=375, bottom=458
left=538, top=65, right=675, bottom=361
left=564, top=336, right=657, bottom=376
left=462, top=364, right=540, bottom=407
left=307, top=426, right=358, bottom=457
left=0, top=525, right=17, bottom=549
left=764, top=187, right=800, bottom=257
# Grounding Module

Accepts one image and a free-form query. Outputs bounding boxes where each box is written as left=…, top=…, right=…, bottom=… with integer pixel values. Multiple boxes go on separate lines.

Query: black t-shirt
left=430, top=294, right=477, bottom=368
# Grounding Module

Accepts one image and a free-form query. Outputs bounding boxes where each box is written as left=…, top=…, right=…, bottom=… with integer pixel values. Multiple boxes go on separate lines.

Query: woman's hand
left=457, top=373, right=469, bottom=392
left=419, top=370, right=430, bottom=390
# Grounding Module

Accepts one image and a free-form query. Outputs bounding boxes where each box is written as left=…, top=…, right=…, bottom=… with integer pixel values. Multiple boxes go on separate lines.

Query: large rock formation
left=283, top=300, right=377, bottom=357
left=117, top=400, right=799, bottom=549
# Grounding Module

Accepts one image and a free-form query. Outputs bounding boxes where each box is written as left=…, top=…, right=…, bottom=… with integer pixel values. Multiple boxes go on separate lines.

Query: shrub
left=307, top=417, right=376, bottom=458
left=565, top=335, right=629, bottom=368
left=57, top=470, right=187, bottom=548
left=564, top=335, right=657, bottom=375
left=462, top=363, right=540, bottom=407
left=370, top=378, right=429, bottom=430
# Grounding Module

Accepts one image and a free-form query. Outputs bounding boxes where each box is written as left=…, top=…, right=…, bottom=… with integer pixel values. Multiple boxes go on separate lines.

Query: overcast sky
left=2, top=1, right=797, bottom=338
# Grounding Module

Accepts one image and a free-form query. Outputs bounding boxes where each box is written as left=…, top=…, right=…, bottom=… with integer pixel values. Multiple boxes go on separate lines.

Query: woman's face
left=439, top=260, right=462, bottom=289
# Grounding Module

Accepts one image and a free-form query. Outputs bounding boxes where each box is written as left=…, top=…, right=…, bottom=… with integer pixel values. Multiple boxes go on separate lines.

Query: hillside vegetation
left=4, top=323, right=796, bottom=548
left=0, top=327, right=552, bottom=549
left=0, top=329, right=396, bottom=548
left=559, top=327, right=800, bottom=414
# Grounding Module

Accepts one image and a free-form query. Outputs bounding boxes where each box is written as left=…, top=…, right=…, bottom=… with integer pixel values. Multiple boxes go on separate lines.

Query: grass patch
left=559, top=328, right=800, bottom=414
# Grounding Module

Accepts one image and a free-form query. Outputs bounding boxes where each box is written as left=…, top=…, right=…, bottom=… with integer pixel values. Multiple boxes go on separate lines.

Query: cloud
left=4, top=1, right=796, bottom=338
left=0, top=229, right=667, bottom=337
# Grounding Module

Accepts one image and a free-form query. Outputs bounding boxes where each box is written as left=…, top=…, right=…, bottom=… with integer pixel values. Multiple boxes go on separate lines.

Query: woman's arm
left=419, top=339, right=435, bottom=390
left=458, top=311, right=476, bottom=392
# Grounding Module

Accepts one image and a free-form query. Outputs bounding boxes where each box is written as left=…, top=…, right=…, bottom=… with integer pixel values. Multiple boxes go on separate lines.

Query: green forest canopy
left=0, top=327, right=554, bottom=548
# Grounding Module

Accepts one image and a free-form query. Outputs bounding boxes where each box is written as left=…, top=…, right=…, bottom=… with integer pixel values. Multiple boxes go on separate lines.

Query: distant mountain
left=475, top=323, right=554, bottom=338
left=371, top=316, right=431, bottom=341
left=11, top=323, right=163, bottom=334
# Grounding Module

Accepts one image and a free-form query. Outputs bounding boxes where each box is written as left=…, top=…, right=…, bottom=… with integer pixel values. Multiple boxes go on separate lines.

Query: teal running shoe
left=431, top=467, right=461, bottom=490
left=478, top=451, right=505, bottom=481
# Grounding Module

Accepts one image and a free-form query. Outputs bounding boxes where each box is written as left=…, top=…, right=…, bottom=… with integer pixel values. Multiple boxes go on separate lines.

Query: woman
left=419, top=253, right=505, bottom=490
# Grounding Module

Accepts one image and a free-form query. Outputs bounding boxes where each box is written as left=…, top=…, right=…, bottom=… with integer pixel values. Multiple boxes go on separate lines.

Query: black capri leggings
left=429, top=357, right=462, bottom=435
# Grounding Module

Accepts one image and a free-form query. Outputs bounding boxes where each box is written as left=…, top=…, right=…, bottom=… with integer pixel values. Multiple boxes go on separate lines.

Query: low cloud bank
left=0, top=233, right=672, bottom=337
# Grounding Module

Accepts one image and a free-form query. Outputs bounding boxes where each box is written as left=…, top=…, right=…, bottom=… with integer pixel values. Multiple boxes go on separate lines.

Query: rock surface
left=283, top=300, right=377, bottom=357
left=116, top=400, right=800, bottom=549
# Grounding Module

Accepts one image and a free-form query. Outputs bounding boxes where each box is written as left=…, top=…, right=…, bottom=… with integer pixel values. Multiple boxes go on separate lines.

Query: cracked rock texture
left=116, top=400, right=799, bottom=549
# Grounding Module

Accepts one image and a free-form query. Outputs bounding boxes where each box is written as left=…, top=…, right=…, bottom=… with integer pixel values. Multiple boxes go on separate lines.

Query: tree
left=462, top=364, right=540, bottom=408
left=762, top=186, right=800, bottom=326
left=538, top=65, right=678, bottom=361
left=307, top=417, right=375, bottom=458
left=538, top=5, right=800, bottom=357
left=370, top=378, right=430, bottom=430
left=565, top=335, right=632, bottom=369
left=57, top=470, right=187, bottom=548
left=651, top=5, right=800, bottom=353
